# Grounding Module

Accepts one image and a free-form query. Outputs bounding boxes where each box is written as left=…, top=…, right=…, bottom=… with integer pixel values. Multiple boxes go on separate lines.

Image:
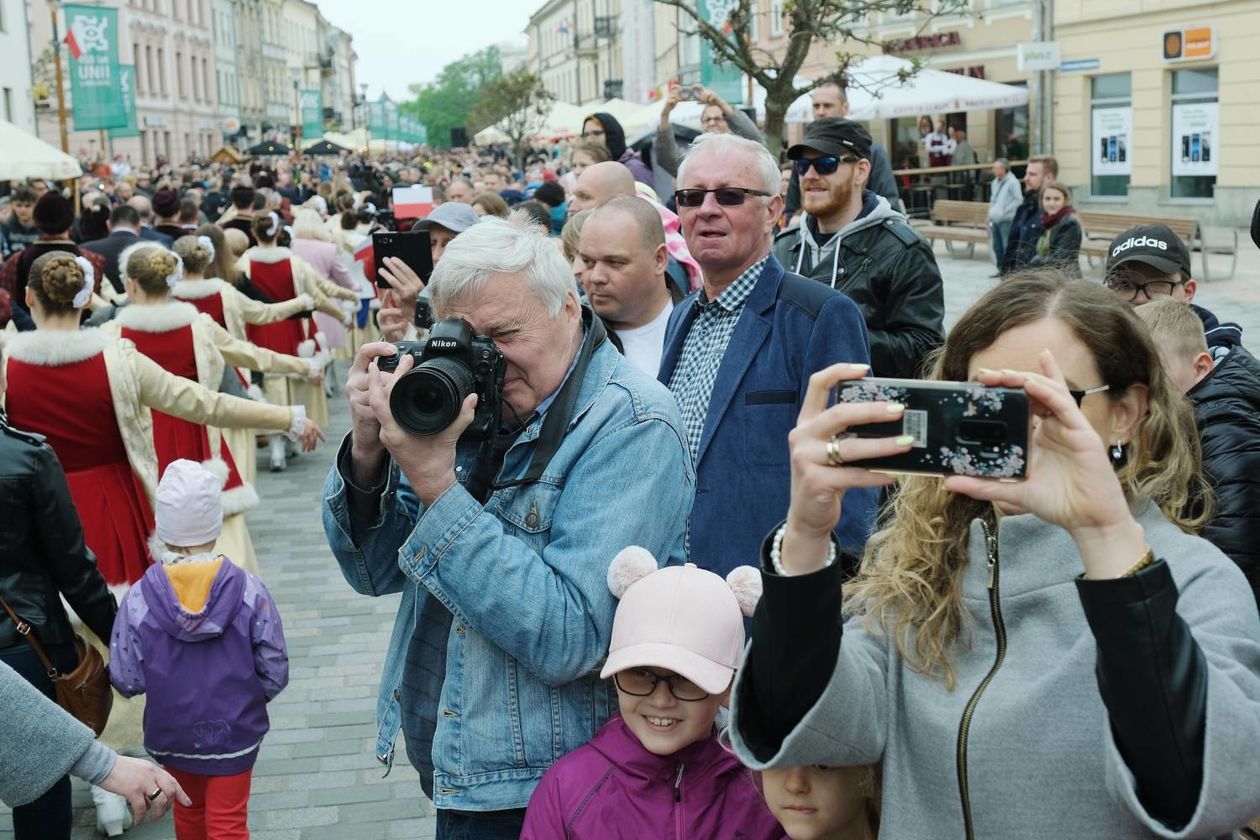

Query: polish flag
left=64, top=28, right=82, bottom=60
left=353, top=235, right=375, bottom=286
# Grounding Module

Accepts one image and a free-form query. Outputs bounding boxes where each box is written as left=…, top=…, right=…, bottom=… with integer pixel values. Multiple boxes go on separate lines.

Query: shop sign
left=1092, top=107, right=1132, bottom=177
left=1017, top=42, right=1061, bottom=72
left=1171, top=101, right=1218, bottom=177
left=887, top=31, right=961, bottom=54
left=1163, top=27, right=1215, bottom=63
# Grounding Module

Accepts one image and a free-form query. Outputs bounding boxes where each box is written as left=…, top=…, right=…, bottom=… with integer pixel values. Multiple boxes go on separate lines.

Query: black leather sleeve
left=1076, top=560, right=1206, bottom=830
left=33, top=446, right=117, bottom=644
left=736, top=526, right=848, bottom=762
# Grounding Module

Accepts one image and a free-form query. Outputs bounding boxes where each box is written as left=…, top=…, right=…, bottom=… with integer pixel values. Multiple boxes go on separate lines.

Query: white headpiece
left=165, top=254, right=184, bottom=288
left=265, top=212, right=280, bottom=238
left=197, top=235, right=215, bottom=261
left=72, top=256, right=94, bottom=309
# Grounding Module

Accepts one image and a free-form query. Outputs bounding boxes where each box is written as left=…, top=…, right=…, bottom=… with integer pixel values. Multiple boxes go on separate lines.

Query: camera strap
left=492, top=307, right=606, bottom=491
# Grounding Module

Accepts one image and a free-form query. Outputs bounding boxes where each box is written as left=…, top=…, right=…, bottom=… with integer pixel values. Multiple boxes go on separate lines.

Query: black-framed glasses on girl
left=613, top=668, right=710, bottom=701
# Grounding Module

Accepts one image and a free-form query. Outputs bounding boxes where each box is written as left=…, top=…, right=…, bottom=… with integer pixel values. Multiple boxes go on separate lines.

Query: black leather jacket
left=0, top=413, right=116, bottom=652
left=1189, top=344, right=1260, bottom=609
left=772, top=195, right=945, bottom=379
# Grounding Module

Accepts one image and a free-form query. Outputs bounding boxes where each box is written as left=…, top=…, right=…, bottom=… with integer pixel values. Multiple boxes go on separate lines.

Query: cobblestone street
left=3, top=238, right=1257, bottom=839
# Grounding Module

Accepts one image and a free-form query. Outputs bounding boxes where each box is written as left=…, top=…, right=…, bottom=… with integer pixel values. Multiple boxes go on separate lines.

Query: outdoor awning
left=0, top=120, right=83, bottom=180
left=843, top=55, right=1030, bottom=120
left=303, top=139, right=350, bottom=156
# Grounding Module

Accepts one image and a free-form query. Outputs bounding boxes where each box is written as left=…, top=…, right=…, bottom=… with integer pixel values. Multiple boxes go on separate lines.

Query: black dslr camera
left=377, top=318, right=507, bottom=438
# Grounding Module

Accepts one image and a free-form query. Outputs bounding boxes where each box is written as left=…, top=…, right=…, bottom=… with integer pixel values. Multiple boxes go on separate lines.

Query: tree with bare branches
left=654, top=0, right=969, bottom=157
left=468, top=69, right=555, bottom=169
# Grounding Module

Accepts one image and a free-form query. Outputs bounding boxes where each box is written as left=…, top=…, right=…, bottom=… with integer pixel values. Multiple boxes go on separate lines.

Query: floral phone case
left=835, top=378, right=1029, bottom=479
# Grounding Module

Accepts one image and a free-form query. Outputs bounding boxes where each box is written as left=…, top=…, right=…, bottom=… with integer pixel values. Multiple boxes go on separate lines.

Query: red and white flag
left=353, top=235, right=375, bottom=287
left=64, top=28, right=82, bottom=60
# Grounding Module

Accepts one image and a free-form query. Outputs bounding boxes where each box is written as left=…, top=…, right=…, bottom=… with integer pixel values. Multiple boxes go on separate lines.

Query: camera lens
left=389, top=356, right=475, bottom=435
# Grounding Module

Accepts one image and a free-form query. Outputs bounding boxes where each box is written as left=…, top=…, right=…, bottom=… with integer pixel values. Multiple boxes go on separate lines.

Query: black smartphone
left=835, top=378, right=1030, bottom=479
left=373, top=230, right=433, bottom=289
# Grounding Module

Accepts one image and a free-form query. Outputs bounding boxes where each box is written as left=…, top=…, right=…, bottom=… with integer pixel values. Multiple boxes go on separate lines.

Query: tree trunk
left=763, top=95, right=790, bottom=161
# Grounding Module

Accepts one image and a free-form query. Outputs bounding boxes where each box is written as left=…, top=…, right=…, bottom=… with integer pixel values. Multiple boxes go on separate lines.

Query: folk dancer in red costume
left=169, top=234, right=311, bottom=484
left=236, top=212, right=357, bottom=470
left=100, top=243, right=325, bottom=572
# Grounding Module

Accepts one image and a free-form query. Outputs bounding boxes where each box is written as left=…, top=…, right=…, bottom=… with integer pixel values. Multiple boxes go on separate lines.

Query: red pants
left=166, top=767, right=252, bottom=840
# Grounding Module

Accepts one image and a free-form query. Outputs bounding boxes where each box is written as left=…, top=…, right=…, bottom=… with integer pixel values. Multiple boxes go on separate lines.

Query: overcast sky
left=315, top=0, right=533, bottom=102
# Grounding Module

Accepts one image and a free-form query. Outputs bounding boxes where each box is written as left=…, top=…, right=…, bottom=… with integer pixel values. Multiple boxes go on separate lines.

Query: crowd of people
left=1, top=85, right=1259, bottom=840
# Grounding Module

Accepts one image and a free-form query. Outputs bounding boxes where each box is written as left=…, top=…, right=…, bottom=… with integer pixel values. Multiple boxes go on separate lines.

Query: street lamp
left=291, top=68, right=302, bottom=149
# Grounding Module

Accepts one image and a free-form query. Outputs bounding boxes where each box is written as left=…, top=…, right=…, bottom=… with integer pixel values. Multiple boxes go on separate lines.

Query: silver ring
left=146, top=787, right=163, bottom=802
left=826, top=435, right=845, bottom=467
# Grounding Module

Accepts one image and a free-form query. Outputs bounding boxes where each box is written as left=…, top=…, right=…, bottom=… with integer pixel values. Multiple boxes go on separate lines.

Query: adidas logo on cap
left=1111, top=235, right=1169, bottom=258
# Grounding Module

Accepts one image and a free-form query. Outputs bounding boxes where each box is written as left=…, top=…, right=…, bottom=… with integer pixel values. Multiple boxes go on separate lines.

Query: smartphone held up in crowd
left=835, top=378, right=1031, bottom=479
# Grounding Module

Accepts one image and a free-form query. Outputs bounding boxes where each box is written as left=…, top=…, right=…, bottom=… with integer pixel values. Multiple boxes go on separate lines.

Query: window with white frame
left=770, top=0, right=783, bottom=36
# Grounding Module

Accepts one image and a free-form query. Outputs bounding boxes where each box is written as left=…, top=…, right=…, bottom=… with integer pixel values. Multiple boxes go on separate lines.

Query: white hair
left=677, top=133, right=781, bottom=197
left=428, top=216, right=575, bottom=317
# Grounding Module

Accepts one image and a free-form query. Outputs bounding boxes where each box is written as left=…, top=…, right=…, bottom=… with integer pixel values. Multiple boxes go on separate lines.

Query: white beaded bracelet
left=769, top=522, right=838, bottom=577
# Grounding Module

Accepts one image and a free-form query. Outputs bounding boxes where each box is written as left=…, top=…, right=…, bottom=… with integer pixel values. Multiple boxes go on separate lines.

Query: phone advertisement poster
left=1091, top=107, right=1132, bottom=176
left=1171, top=102, right=1218, bottom=177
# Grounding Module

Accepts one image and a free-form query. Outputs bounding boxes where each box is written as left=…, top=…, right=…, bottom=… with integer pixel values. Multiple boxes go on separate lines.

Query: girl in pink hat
left=521, top=548, right=783, bottom=839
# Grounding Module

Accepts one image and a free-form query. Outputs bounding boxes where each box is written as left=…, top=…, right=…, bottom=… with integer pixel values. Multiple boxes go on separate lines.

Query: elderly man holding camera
left=322, top=216, right=693, bottom=839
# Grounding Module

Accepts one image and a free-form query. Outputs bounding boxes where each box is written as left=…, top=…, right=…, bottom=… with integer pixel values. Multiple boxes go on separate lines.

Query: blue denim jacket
left=322, top=341, right=693, bottom=811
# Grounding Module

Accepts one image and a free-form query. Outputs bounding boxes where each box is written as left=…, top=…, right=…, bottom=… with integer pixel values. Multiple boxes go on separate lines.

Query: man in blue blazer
left=659, top=133, right=878, bottom=578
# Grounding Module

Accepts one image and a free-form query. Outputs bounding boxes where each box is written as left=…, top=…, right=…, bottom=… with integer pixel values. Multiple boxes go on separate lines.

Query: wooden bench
left=1078, top=210, right=1236, bottom=281
left=913, top=200, right=991, bottom=258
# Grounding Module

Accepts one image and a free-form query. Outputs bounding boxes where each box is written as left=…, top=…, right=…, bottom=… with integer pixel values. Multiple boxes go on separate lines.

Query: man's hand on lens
left=366, top=352, right=478, bottom=506
left=347, top=342, right=397, bottom=486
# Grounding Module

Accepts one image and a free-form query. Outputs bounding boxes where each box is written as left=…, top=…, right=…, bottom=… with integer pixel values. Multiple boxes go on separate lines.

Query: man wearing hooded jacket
left=581, top=112, right=654, bottom=187
left=771, top=119, right=944, bottom=379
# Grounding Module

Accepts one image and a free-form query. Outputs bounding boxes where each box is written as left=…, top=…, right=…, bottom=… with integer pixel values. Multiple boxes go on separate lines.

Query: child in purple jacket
left=109, top=460, right=288, bottom=840
left=522, top=547, right=784, bottom=839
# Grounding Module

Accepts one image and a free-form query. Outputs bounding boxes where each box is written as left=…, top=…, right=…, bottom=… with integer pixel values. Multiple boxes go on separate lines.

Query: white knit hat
left=155, top=460, right=223, bottom=547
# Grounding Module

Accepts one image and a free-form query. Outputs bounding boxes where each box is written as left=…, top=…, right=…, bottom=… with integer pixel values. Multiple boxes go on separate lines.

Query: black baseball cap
left=1105, top=224, right=1191, bottom=277
left=787, top=118, right=872, bottom=161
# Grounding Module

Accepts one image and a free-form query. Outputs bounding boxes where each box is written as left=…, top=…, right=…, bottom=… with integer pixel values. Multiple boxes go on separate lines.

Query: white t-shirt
left=615, top=299, right=674, bottom=378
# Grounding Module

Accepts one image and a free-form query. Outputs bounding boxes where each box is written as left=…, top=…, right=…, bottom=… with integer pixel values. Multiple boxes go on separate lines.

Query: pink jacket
left=522, top=715, right=784, bottom=840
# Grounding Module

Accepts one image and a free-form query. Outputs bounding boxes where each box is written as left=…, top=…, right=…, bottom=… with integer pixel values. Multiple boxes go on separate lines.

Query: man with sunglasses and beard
left=659, top=133, right=878, bottom=581
left=773, top=118, right=944, bottom=380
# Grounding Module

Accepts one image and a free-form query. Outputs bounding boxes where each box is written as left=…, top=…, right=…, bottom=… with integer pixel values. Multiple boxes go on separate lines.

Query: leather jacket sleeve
left=1076, top=560, right=1206, bottom=830
left=737, top=527, right=848, bottom=762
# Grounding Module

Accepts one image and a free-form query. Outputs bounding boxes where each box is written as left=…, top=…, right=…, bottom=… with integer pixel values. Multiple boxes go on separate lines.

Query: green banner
left=109, top=64, right=139, bottom=139
left=65, top=4, right=126, bottom=130
left=416, top=122, right=427, bottom=146
left=368, top=99, right=385, bottom=137
left=300, top=89, right=322, bottom=139
left=385, top=102, right=399, bottom=142
left=698, top=0, right=744, bottom=105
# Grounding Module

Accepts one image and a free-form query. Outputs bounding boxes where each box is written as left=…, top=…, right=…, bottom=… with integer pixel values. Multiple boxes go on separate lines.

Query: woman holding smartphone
left=729, top=272, right=1260, bottom=839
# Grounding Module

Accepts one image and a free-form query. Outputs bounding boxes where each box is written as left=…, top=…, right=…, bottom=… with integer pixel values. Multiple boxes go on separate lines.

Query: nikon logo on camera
left=430, top=339, right=459, bottom=349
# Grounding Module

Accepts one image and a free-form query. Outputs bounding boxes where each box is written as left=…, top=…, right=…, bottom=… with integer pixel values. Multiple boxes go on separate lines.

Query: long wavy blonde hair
left=843, top=270, right=1213, bottom=689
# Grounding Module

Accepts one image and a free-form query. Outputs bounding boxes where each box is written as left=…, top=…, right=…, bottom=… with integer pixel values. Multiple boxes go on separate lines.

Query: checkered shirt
left=667, top=257, right=768, bottom=461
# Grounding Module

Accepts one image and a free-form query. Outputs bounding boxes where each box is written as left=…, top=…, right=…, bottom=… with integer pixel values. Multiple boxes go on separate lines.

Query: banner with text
left=369, top=100, right=386, bottom=136
left=65, top=4, right=126, bottom=130
left=301, top=89, right=323, bottom=139
left=109, top=64, right=139, bottom=139
left=698, top=0, right=744, bottom=105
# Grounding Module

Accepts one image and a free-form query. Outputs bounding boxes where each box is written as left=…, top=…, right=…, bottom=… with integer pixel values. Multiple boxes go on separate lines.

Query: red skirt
left=152, top=412, right=245, bottom=492
left=65, top=461, right=154, bottom=586
left=246, top=318, right=307, bottom=356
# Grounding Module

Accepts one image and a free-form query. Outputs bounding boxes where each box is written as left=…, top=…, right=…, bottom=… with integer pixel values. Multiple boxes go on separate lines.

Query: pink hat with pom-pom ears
left=599, top=546, right=763, bottom=696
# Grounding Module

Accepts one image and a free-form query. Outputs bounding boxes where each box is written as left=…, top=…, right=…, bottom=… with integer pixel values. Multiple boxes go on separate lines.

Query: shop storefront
left=1055, top=4, right=1259, bottom=226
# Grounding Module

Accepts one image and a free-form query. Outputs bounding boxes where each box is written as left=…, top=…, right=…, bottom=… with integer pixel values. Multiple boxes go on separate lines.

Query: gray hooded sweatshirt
left=788, top=193, right=904, bottom=288
left=730, top=502, right=1260, bottom=839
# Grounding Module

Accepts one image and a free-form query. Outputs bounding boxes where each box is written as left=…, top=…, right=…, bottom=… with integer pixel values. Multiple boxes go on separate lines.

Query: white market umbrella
left=843, top=54, right=1029, bottom=120
left=0, top=120, right=82, bottom=180
left=474, top=125, right=510, bottom=145
left=751, top=76, right=816, bottom=125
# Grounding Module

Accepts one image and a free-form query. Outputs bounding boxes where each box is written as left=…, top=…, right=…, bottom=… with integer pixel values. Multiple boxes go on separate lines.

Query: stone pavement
left=4, top=235, right=1259, bottom=839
